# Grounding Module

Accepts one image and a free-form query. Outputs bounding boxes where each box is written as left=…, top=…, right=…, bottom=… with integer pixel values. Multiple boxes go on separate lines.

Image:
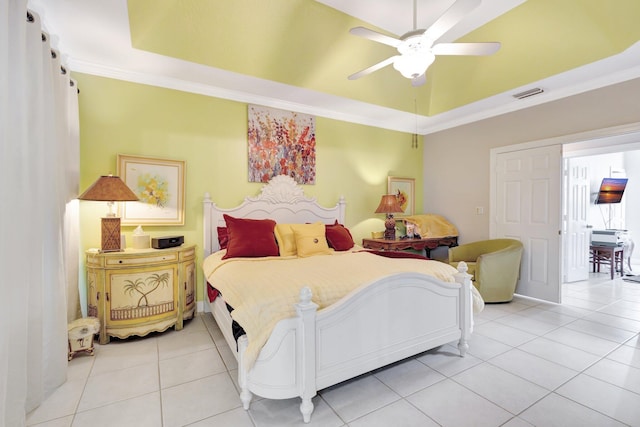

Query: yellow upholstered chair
left=448, top=239, right=523, bottom=303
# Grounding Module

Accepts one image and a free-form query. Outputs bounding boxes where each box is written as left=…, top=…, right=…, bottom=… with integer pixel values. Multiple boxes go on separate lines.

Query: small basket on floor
left=67, top=317, right=100, bottom=361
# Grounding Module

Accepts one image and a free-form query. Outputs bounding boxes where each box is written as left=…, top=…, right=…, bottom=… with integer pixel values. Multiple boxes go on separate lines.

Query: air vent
left=512, top=88, right=544, bottom=100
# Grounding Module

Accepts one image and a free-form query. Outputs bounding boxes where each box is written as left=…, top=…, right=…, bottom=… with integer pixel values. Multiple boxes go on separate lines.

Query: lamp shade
left=78, top=175, right=138, bottom=202
left=374, top=194, right=404, bottom=214
left=78, top=175, right=139, bottom=252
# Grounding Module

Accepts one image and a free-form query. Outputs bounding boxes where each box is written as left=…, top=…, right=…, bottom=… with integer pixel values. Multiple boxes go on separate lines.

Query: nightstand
left=86, top=244, right=196, bottom=344
left=362, top=236, right=458, bottom=258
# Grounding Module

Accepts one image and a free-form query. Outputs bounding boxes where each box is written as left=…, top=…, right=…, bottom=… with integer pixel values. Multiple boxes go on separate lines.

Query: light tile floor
left=28, top=270, right=640, bottom=426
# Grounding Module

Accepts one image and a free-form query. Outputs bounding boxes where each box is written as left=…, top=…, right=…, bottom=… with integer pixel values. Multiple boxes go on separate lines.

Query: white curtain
left=0, top=1, right=80, bottom=426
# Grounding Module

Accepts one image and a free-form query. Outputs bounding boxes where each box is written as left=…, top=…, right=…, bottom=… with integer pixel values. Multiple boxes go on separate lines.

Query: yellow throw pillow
left=274, top=223, right=297, bottom=257
left=291, top=222, right=332, bottom=257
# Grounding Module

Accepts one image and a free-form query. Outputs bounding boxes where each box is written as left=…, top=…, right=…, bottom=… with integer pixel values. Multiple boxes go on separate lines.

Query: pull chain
left=412, top=98, right=419, bottom=149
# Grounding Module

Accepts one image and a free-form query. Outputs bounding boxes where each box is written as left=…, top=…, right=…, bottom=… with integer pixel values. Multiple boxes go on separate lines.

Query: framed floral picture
left=117, top=155, right=185, bottom=225
left=388, top=176, right=415, bottom=216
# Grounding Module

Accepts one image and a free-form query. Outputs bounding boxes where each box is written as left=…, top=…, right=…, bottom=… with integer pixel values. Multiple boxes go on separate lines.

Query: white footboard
left=237, top=263, right=473, bottom=423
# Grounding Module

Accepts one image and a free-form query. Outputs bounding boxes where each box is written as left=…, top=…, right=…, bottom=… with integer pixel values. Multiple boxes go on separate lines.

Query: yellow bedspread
left=203, top=250, right=473, bottom=369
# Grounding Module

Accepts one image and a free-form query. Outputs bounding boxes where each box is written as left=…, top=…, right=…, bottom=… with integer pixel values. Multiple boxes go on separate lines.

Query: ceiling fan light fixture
left=393, top=52, right=435, bottom=79
left=347, top=0, right=497, bottom=82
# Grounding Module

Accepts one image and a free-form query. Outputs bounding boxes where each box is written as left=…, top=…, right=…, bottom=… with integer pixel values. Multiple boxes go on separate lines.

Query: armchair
left=448, top=239, right=523, bottom=303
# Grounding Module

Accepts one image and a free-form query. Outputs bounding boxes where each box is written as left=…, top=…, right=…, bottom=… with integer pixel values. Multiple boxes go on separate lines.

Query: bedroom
left=3, top=0, right=640, bottom=425
left=30, top=0, right=640, bottom=305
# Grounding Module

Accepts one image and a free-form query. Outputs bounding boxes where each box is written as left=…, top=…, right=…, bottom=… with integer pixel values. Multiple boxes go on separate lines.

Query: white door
left=563, top=157, right=590, bottom=282
left=494, top=145, right=562, bottom=303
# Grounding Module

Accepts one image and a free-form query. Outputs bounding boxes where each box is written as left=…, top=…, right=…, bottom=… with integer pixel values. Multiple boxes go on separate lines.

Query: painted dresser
left=86, top=244, right=196, bottom=344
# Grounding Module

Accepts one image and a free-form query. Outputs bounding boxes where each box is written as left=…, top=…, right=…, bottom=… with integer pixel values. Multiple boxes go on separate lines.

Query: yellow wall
left=75, top=73, right=423, bottom=303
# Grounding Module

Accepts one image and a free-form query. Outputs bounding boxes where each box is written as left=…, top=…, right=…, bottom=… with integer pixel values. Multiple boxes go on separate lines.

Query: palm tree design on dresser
left=124, top=272, right=170, bottom=307
left=113, top=272, right=174, bottom=320
left=87, top=276, right=98, bottom=318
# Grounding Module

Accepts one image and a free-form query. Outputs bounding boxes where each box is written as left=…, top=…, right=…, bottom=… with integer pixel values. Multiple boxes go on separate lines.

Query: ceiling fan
left=348, top=0, right=501, bottom=87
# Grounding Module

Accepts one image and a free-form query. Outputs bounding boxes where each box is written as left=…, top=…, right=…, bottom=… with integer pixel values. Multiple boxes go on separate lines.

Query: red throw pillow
left=217, top=227, right=229, bottom=250
left=325, top=221, right=354, bottom=251
left=222, top=214, right=279, bottom=259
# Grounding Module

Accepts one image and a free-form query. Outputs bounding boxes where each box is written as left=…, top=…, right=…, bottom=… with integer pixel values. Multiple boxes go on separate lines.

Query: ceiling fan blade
left=348, top=56, right=400, bottom=80
left=349, top=26, right=401, bottom=48
left=422, top=0, right=481, bottom=42
left=411, top=73, right=427, bottom=87
left=432, top=42, right=501, bottom=56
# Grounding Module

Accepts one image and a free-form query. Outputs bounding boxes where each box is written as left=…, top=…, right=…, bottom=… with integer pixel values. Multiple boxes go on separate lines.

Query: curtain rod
left=26, top=9, right=80, bottom=93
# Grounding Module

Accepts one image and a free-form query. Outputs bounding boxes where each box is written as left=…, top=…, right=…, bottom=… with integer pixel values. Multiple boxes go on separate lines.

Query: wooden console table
left=590, top=244, right=624, bottom=280
left=362, top=236, right=458, bottom=258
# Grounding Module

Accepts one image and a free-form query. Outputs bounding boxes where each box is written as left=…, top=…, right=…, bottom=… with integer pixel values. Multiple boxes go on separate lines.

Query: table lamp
left=78, top=174, right=139, bottom=252
left=374, top=194, right=404, bottom=240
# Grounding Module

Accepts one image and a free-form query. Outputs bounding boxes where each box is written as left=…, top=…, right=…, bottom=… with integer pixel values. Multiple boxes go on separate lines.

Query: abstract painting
left=248, top=104, right=316, bottom=184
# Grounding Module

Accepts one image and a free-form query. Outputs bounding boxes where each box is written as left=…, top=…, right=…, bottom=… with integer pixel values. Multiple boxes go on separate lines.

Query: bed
left=202, top=175, right=477, bottom=423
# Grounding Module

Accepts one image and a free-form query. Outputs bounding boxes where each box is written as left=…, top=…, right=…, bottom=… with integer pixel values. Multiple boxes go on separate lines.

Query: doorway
left=563, top=148, right=640, bottom=283
left=490, top=123, right=640, bottom=304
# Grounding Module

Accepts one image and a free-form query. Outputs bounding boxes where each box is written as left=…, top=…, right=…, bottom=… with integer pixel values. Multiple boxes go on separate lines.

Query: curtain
left=0, top=1, right=80, bottom=425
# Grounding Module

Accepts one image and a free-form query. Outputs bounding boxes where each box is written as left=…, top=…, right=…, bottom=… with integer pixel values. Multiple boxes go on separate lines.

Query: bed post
left=203, top=192, right=213, bottom=257
left=454, top=261, right=473, bottom=356
left=295, top=286, right=318, bottom=423
left=237, top=335, right=253, bottom=410
left=337, top=195, right=346, bottom=224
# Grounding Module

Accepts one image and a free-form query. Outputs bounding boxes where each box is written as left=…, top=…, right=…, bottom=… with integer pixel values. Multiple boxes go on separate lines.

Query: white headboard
left=203, top=175, right=346, bottom=256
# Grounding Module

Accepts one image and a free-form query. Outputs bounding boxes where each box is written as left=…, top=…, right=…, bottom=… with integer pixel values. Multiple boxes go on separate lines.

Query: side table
left=362, top=236, right=458, bottom=258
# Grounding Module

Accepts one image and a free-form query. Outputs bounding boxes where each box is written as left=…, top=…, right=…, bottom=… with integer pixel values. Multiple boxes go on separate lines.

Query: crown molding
left=69, top=40, right=640, bottom=137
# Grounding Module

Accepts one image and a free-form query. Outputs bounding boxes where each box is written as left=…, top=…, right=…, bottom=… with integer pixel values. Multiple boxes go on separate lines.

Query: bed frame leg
left=296, top=287, right=318, bottom=424
left=458, top=339, right=469, bottom=356
left=300, top=398, right=314, bottom=423
left=240, top=388, right=252, bottom=410
left=454, top=261, right=473, bottom=357
left=237, top=335, right=253, bottom=410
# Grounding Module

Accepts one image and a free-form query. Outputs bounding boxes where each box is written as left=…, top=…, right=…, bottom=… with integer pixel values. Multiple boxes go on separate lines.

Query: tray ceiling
left=27, top=0, right=640, bottom=135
